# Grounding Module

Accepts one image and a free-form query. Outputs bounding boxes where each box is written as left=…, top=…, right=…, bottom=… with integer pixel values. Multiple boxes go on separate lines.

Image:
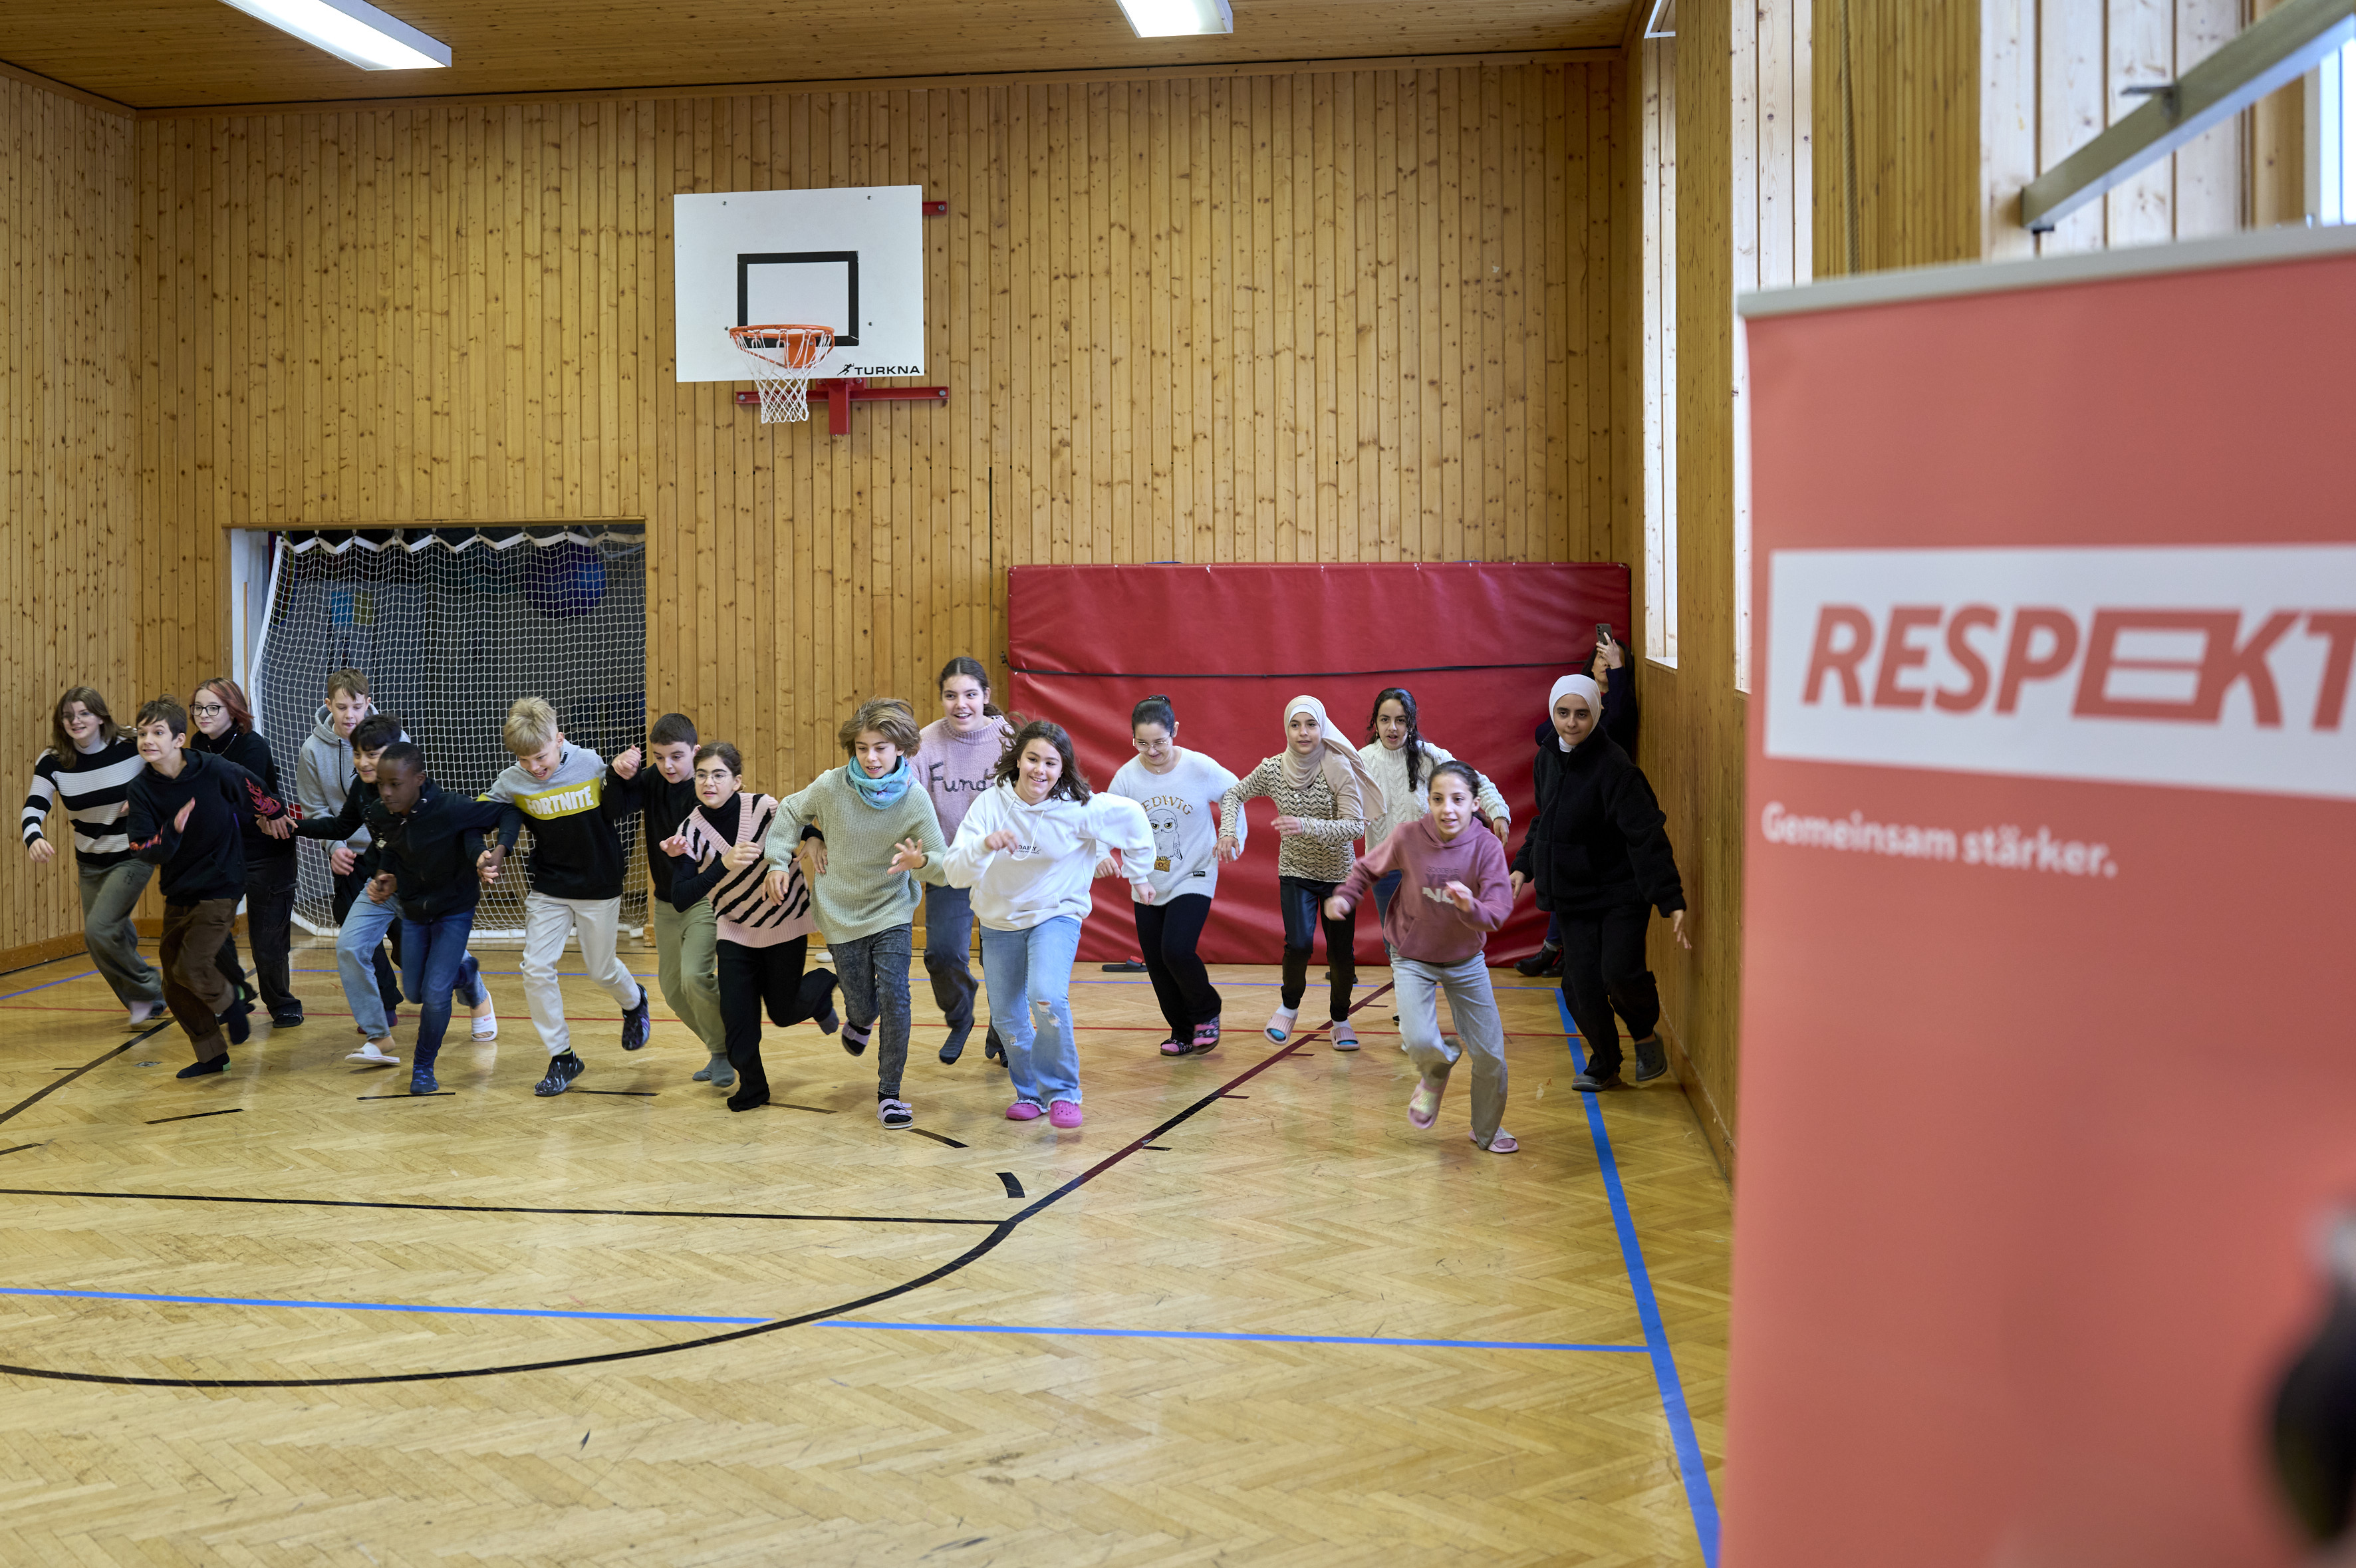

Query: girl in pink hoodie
left=1328, top=761, right=1518, bottom=1153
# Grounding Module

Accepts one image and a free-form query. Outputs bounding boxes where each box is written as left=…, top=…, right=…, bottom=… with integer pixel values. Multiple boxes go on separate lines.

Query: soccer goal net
left=251, top=525, right=649, bottom=942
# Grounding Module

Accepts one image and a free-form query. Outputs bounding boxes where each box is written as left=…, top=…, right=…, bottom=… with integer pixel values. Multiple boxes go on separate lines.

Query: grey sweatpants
left=78, top=859, right=164, bottom=1007
left=1394, top=953, right=1507, bottom=1148
left=831, top=922, right=914, bottom=1101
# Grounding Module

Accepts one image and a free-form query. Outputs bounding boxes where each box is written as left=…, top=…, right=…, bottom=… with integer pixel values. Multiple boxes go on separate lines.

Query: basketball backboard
left=672, top=186, right=925, bottom=382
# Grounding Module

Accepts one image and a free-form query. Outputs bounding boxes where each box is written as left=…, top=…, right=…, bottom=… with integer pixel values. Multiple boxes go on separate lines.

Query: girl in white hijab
left=1219, top=695, right=1387, bottom=1049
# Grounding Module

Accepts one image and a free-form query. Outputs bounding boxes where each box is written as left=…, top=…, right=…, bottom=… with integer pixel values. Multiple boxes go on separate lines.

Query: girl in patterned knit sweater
left=1218, top=696, right=1387, bottom=1050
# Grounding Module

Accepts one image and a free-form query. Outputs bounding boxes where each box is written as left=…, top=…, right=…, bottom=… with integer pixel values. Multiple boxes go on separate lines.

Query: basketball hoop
left=727, top=323, right=834, bottom=424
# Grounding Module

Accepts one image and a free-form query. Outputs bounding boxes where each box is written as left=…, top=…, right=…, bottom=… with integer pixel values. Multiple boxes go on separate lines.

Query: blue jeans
left=398, top=909, right=485, bottom=1069
left=338, top=891, right=403, bottom=1037
left=1371, top=869, right=1404, bottom=960
left=979, top=916, right=1083, bottom=1109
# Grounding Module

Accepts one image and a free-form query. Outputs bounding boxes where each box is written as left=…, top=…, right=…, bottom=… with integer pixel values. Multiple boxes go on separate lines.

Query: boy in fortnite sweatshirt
left=477, top=696, right=652, bottom=1097
left=124, top=696, right=297, bottom=1079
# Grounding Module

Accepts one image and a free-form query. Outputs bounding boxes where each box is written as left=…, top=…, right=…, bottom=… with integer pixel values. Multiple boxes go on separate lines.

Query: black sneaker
left=219, top=1004, right=251, bottom=1047
left=841, top=1020, right=871, bottom=1059
left=620, top=989, right=650, bottom=1051
left=878, top=1097, right=914, bottom=1128
left=939, top=1024, right=971, bottom=1065
left=983, top=1027, right=1006, bottom=1064
left=534, top=1051, right=586, bottom=1096
left=269, top=1005, right=304, bottom=1029
left=176, top=1055, right=229, bottom=1079
left=1515, top=944, right=1563, bottom=978
left=1573, top=1063, right=1622, bottom=1093
left=1631, top=1035, right=1669, bottom=1083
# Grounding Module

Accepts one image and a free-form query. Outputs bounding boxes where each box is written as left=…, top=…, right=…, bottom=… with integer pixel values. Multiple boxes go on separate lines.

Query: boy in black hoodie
left=360, top=743, right=523, bottom=1095
left=292, top=712, right=417, bottom=1065
left=124, top=697, right=297, bottom=1079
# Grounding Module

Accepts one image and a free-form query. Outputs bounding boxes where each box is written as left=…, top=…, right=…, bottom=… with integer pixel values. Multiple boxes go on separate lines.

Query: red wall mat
left=1004, top=561, right=1631, bottom=967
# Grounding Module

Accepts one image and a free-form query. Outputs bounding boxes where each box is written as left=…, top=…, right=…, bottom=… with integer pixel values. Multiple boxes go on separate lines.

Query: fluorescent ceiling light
left=1114, top=0, right=1234, bottom=38
left=217, top=0, right=452, bottom=70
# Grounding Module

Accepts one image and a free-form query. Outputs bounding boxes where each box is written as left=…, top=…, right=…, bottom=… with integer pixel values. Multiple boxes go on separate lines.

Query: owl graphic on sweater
left=1146, top=804, right=1182, bottom=872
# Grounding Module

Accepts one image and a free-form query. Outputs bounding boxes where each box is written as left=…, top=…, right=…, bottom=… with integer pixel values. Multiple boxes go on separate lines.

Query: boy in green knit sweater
left=763, top=698, right=950, bottom=1130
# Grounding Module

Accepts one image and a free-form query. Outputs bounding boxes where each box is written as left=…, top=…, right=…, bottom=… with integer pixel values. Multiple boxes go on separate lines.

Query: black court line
left=1218, top=1094, right=1250, bottom=1100
left=0, top=951, right=80, bottom=983
left=0, top=1021, right=172, bottom=1129
left=0, top=1187, right=997, bottom=1226
left=358, top=1092, right=455, bottom=1101
left=0, top=986, right=1390, bottom=1389
left=1, top=1143, right=45, bottom=1158
left=1140, top=1144, right=1174, bottom=1151
left=144, top=1108, right=245, bottom=1126
left=906, top=1128, right=968, bottom=1149
left=997, top=1172, right=1025, bottom=1198
left=567, top=1089, right=657, bottom=1097
left=769, top=1103, right=835, bottom=1114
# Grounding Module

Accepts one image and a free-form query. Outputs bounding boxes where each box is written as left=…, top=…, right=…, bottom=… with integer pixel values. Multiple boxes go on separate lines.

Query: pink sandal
left=1407, top=1078, right=1443, bottom=1130
left=1048, top=1100, right=1083, bottom=1128
left=1470, top=1130, right=1519, bottom=1154
left=1005, top=1101, right=1042, bottom=1121
left=1159, top=1035, right=1190, bottom=1057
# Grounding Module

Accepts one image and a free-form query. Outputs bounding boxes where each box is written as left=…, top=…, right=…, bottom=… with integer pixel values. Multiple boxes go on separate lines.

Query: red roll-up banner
left=1005, top=561, right=1630, bottom=965
left=1729, top=229, right=2356, bottom=1566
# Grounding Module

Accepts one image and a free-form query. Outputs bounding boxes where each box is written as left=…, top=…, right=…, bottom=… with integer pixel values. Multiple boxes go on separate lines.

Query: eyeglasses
left=191, top=704, right=226, bottom=716
left=1132, top=737, right=1172, bottom=751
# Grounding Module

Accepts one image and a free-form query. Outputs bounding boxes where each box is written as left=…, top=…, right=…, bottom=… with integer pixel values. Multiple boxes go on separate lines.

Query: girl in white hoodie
left=939, top=719, right=1156, bottom=1130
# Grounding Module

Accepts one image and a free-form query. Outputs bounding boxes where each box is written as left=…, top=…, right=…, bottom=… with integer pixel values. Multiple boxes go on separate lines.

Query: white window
left=1642, top=34, right=1680, bottom=669
left=1731, top=0, right=1811, bottom=693
left=2316, top=39, right=2356, bottom=224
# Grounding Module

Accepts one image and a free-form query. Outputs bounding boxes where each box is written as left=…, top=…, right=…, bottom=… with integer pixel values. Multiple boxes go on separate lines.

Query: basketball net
left=727, top=323, right=834, bottom=424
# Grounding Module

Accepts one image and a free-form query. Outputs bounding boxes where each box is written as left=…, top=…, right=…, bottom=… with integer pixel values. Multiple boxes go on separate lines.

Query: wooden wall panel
left=1, top=76, right=136, bottom=970
left=127, top=65, right=1625, bottom=803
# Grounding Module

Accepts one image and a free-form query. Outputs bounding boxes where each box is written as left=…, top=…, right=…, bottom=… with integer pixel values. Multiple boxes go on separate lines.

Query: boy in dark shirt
left=604, top=712, right=730, bottom=1085
left=291, top=712, right=420, bottom=1065
left=359, top=743, right=522, bottom=1095
left=124, top=697, right=296, bottom=1079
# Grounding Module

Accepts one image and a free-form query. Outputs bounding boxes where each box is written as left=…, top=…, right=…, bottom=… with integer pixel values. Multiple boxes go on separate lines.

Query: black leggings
left=214, top=854, right=297, bottom=1013
left=1134, top=894, right=1220, bottom=1038
left=716, top=937, right=838, bottom=1099
left=1277, top=876, right=1356, bottom=1020
left=1555, top=903, right=1662, bottom=1075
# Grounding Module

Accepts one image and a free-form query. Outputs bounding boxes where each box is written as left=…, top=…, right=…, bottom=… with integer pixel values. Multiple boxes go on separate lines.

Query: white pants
left=519, top=891, right=642, bottom=1056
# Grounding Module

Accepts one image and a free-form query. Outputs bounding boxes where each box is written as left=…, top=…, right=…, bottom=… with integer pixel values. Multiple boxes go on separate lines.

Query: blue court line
left=1557, top=990, right=1720, bottom=1566
left=819, top=1320, right=1646, bottom=1353
left=0, top=1285, right=765, bottom=1326
left=0, top=970, right=99, bottom=1003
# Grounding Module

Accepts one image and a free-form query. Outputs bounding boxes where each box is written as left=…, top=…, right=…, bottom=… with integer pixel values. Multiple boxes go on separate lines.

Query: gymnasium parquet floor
left=0, top=934, right=1728, bottom=1567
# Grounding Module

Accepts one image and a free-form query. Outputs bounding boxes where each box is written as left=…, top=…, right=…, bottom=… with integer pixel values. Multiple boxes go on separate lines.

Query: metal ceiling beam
left=2020, top=0, right=2356, bottom=233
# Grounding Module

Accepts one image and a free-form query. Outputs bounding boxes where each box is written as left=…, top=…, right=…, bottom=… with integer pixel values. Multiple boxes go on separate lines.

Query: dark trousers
left=214, top=855, right=298, bottom=1015
left=399, top=910, right=487, bottom=1071
left=1277, top=875, right=1355, bottom=1020
left=1135, top=894, right=1220, bottom=1038
left=922, top=882, right=1003, bottom=1053
left=332, top=866, right=402, bottom=1016
left=716, top=937, right=838, bottom=1099
left=160, top=898, right=239, bottom=1061
left=1556, top=903, right=1662, bottom=1075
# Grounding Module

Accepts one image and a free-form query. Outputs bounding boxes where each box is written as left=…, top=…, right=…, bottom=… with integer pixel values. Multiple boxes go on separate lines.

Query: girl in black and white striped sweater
left=20, top=686, right=166, bottom=1024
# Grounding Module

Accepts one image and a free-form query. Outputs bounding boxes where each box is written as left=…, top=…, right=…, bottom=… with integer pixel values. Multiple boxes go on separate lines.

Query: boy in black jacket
left=360, top=743, right=523, bottom=1095
left=603, top=712, right=731, bottom=1085
left=291, top=713, right=418, bottom=1065
left=124, top=697, right=297, bottom=1079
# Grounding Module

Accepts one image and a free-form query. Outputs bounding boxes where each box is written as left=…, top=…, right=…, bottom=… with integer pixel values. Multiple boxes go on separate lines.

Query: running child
left=297, top=669, right=402, bottom=1027
left=1107, top=694, right=1242, bottom=1057
left=1327, top=761, right=1518, bottom=1153
left=1218, top=695, right=1386, bottom=1051
left=1357, top=686, right=1510, bottom=943
left=21, top=686, right=167, bottom=1027
left=477, top=697, right=653, bottom=1097
left=763, top=698, right=950, bottom=1129
left=939, top=719, right=1156, bottom=1128
left=912, top=656, right=1013, bottom=1064
left=668, top=743, right=839, bottom=1113
left=358, top=743, right=521, bottom=1095
left=188, top=677, right=301, bottom=1029
left=608, top=712, right=730, bottom=1085
left=123, top=697, right=297, bottom=1079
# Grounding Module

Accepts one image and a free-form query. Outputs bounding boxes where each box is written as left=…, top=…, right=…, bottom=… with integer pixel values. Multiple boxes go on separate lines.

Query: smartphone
left=1595, top=622, right=1613, bottom=646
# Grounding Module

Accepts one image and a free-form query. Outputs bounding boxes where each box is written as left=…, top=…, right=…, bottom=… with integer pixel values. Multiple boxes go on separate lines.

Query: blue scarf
left=846, top=757, right=913, bottom=809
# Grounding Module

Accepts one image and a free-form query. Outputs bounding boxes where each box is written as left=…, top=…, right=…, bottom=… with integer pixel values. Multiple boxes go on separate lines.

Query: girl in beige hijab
left=1218, top=695, right=1387, bottom=1049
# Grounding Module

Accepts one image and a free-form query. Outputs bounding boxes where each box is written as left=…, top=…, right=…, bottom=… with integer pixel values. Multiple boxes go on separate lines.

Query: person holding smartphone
left=1518, top=624, right=1641, bottom=978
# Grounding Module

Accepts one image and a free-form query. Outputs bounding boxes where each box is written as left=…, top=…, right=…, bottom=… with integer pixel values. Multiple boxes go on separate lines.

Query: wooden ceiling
left=3, top=0, right=1634, bottom=112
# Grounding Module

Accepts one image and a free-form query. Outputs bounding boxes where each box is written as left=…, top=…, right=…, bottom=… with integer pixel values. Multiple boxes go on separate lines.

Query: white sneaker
left=348, top=1039, right=401, bottom=1065
left=127, top=1001, right=162, bottom=1027
left=1265, top=1005, right=1298, bottom=1043
left=471, top=998, right=498, bottom=1041
left=1330, top=1018, right=1361, bottom=1051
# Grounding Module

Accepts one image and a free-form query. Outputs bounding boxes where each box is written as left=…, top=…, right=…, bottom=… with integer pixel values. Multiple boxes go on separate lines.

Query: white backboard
left=673, top=186, right=926, bottom=382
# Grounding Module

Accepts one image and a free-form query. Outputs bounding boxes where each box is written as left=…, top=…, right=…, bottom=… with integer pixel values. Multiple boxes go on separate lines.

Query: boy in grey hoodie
left=295, top=669, right=402, bottom=1027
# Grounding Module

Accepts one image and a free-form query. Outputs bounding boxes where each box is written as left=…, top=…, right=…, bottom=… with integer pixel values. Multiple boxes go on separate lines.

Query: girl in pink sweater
left=913, top=656, right=1015, bottom=1066
left=1328, top=761, right=1519, bottom=1154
